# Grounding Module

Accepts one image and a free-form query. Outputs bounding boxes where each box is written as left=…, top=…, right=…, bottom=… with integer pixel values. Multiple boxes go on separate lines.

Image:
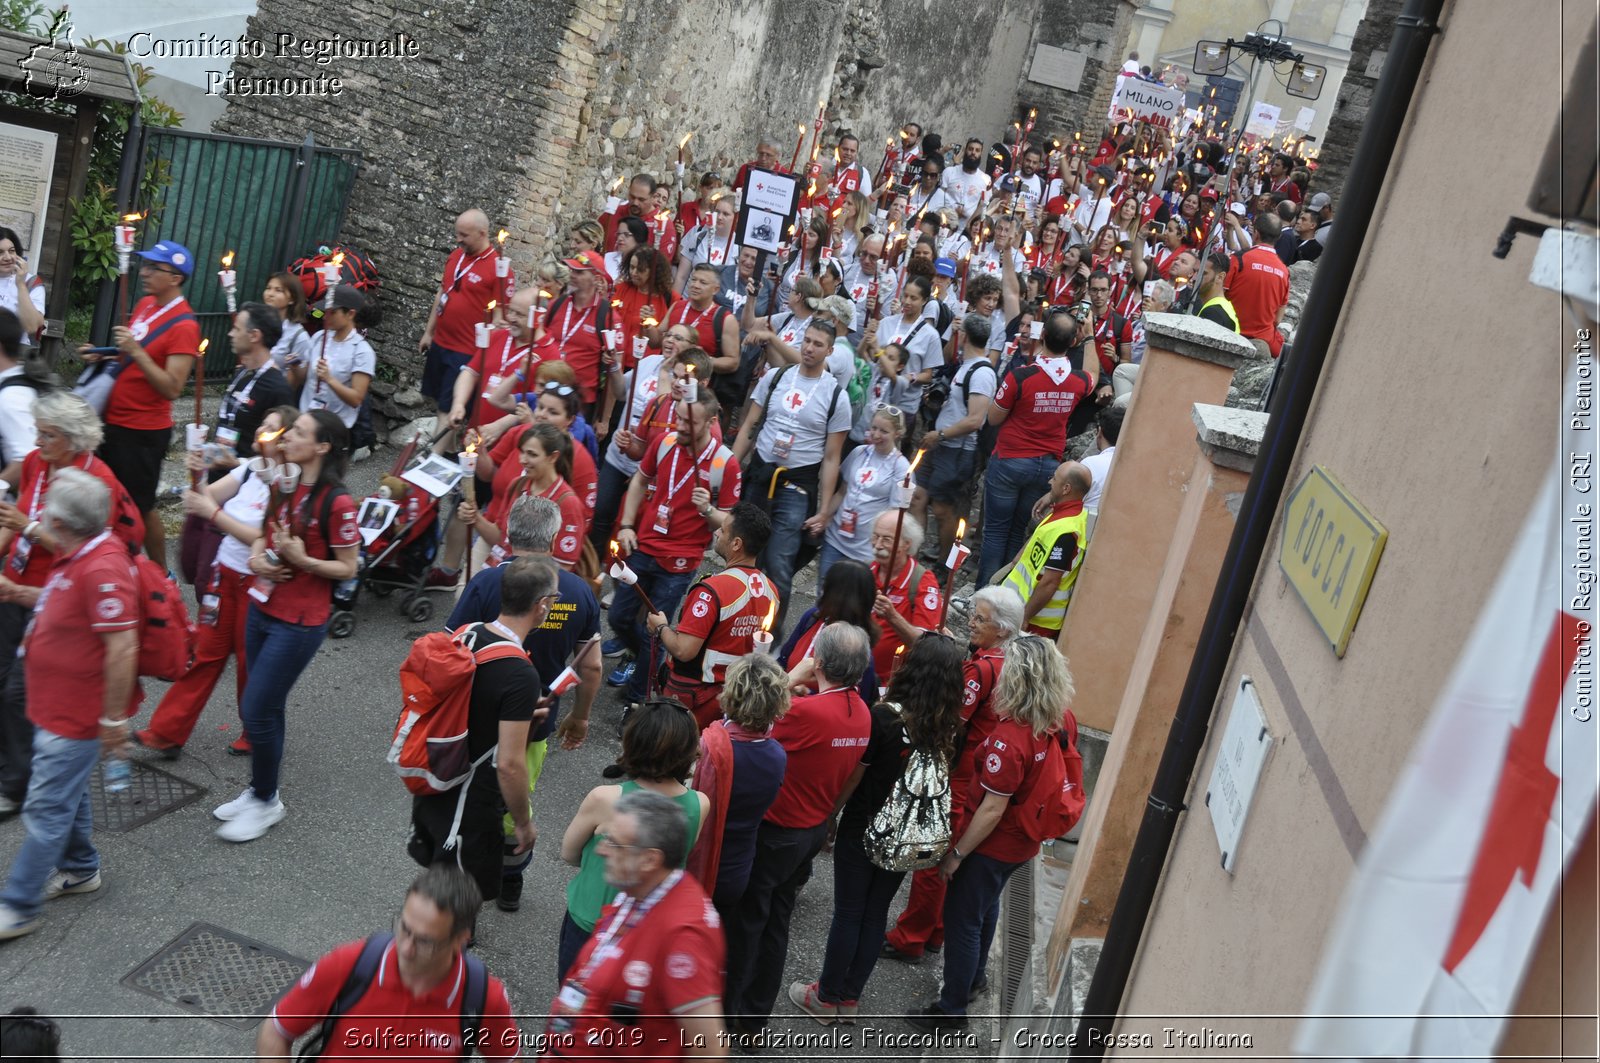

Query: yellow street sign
left=1279, top=466, right=1387, bottom=657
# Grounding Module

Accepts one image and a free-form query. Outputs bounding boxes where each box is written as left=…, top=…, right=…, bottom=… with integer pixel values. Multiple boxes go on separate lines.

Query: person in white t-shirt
left=940, top=139, right=991, bottom=225
left=675, top=196, right=739, bottom=293
left=731, top=320, right=853, bottom=624
left=842, top=234, right=899, bottom=344
left=287, top=285, right=375, bottom=433
left=864, top=276, right=941, bottom=424
left=0, top=228, right=45, bottom=344
left=1081, top=404, right=1123, bottom=537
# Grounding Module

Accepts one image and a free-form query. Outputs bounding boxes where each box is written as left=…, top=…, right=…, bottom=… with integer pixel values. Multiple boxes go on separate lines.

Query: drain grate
left=122, top=923, right=309, bottom=1029
left=92, top=760, right=206, bottom=833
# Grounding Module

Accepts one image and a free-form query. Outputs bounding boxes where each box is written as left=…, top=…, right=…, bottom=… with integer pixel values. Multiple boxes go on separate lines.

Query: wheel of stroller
left=370, top=583, right=395, bottom=599
left=407, top=597, right=434, bottom=623
left=328, top=611, right=357, bottom=639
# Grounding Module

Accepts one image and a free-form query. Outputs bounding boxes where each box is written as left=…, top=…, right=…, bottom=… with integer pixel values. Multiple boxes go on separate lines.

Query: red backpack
left=134, top=555, right=195, bottom=681
left=1014, top=710, right=1088, bottom=843
left=388, top=623, right=527, bottom=797
left=288, top=245, right=380, bottom=332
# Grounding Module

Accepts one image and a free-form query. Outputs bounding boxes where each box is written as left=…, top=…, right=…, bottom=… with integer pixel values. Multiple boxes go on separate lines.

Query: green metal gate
left=107, top=129, right=360, bottom=380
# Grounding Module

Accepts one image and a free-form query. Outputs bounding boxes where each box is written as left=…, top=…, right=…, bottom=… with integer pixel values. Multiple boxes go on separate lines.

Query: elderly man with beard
left=866, top=509, right=941, bottom=683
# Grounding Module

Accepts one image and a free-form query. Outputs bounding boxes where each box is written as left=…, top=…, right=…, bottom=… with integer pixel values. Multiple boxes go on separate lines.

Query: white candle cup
left=683, top=375, right=699, bottom=402
left=675, top=160, right=686, bottom=178
left=495, top=257, right=510, bottom=278
left=892, top=481, right=914, bottom=508
left=752, top=631, right=774, bottom=656
left=549, top=665, right=581, bottom=696
left=605, top=329, right=623, bottom=352
left=1029, top=320, right=1044, bottom=340
left=320, top=263, right=342, bottom=287
left=114, top=225, right=136, bottom=252
left=609, top=561, right=638, bottom=585
left=247, top=455, right=276, bottom=478
left=474, top=322, right=491, bottom=348
left=275, top=463, right=302, bottom=493
left=945, top=542, right=972, bottom=571
left=875, top=210, right=889, bottom=227
left=526, top=304, right=537, bottom=330
left=631, top=336, right=648, bottom=360
left=185, top=424, right=208, bottom=451
left=604, top=196, right=623, bottom=214
left=219, top=269, right=236, bottom=291
left=458, top=452, right=476, bottom=479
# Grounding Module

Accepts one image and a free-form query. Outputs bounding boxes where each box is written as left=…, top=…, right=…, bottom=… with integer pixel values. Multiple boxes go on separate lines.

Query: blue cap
left=934, top=256, right=958, bottom=278
left=135, top=240, right=194, bottom=277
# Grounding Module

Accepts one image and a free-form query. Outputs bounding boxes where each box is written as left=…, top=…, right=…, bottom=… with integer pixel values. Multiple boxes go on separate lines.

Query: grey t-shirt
left=300, top=330, right=376, bottom=429
left=935, top=357, right=998, bottom=450
left=753, top=366, right=852, bottom=468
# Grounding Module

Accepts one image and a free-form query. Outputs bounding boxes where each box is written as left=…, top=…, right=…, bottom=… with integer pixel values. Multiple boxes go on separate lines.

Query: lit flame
left=610, top=176, right=625, bottom=192
left=762, top=600, right=777, bottom=633
left=955, top=517, right=967, bottom=540
left=331, top=251, right=346, bottom=267
left=907, top=447, right=926, bottom=474
left=642, top=317, right=658, bottom=328
left=798, top=122, right=807, bottom=135
left=487, top=300, right=497, bottom=312
left=611, top=299, right=623, bottom=309
left=609, top=539, right=620, bottom=558
left=220, top=250, right=235, bottom=269
left=496, top=229, right=508, bottom=246
left=1028, top=108, right=1036, bottom=121
left=538, top=289, right=553, bottom=300
left=198, top=338, right=210, bottom=355
left=258, top=426, right=286, bottom=444
left=830, top=205, right=843, bottom=218
left=122, top=211, right=146, bottom=223
left=679, top=131, right=694, bottom=149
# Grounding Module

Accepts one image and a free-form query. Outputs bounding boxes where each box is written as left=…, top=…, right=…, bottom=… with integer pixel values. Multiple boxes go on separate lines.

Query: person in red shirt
left=597, top=173, right=662, bottom=252
left=675, top=170, right=725, bottom=236
left=0, top=393, right=143, bottom=813
left=219, top=410, right=358, bottom=844
left=0, top=468, right=138, bottom=939
left=85, top=238, right=199, bottom=569
left=724, top=622, right=871, bottom=1043
left=1267, top=153, right=1303, bottom=204
left=867, top=510, right=941, bottom=683
left=447, top=286, right=543, bottom=438
left=600, top=247, right=676, bottom=428
left=644, top=502, right=774, bottom=730
left=613, top=388, right=741, bottom=708
left=548, top=251, right=611, bottom=407
left=908, top=634, right=1077, bottom=1031
left=1224, top=214, right=1291, bottom=357
left=260, top=866, right=520, bottom=1060
left=544, top=789, right=727, bottom=1061
left=733, top=135, right=787, bottom=196
left=416, top=209, right=515, bottom=411
left=459, top=423, right=586, bottom=570
left=976, top=311, right=1096, bottom=586
left=885, top=586, right=1023, bottom=964
left=665, top=265, right=741, bottom=401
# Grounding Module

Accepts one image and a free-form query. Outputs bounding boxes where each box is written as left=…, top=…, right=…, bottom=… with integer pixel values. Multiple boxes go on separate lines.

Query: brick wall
left=1012, top=0, right=1143, bottom=144
left=1313, top=0, right=1401, bottom=198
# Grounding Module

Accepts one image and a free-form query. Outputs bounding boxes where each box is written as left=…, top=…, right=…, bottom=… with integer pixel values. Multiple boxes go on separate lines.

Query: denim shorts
left=917, top=445, right=978, bottom=505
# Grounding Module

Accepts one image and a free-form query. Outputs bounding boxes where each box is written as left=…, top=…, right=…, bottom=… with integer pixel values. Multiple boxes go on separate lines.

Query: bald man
left=417, top=208, right=515, bottom=411
left=1004, top=460, right=1091, bottom=636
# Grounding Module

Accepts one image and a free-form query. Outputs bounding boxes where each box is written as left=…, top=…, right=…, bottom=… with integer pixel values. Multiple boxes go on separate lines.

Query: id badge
left=773, top=434, right=793, bottom=460
left=9, top=534, right=31, bottom=575
left=489, top=543, right=509, bottom=567
left=839, top=508, right=857, bottom=535
left=557, top=983, right=588, bottom=1013
left=438, top=291, right=449, bottom=307
left=483, top=374, right=503, bottom=399
left=309, top=396, right=329, bottom=411
left=653, top=503, right=671, bottom=535
left=214, top=426, right=239, bottom=450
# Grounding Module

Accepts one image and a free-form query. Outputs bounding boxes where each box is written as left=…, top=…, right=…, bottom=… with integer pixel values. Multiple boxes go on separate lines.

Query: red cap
left=563, top=250, right=605, bottom=273
left=1044, top=195, right=1070, bottom=217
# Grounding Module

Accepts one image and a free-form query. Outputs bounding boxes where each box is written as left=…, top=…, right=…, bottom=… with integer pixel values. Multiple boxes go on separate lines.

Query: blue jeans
left=976, top=455, right=1056, bottom=586
left=817, top=829, right=907, bottom=1004
left=937, top=851, right=1024, bottom=1015
left=607, top=551, right=696, bottom=702
left=242, top=605, right=328, bottom=801
left=758, top=480, right=813, bottom=630
left=0, top=729, right=100, bottom=919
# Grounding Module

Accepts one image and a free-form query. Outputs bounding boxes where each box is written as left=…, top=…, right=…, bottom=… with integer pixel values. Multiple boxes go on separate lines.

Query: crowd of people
left=0, top=77, right=1329, bottom=1058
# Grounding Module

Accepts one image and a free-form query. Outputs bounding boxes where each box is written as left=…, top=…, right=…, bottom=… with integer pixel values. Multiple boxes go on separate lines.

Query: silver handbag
left=863, top=744, right=952, bottom=872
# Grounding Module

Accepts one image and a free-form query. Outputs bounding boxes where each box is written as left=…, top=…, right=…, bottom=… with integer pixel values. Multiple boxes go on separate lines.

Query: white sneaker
left=0, top=902, right=39, bottom=941
left=213, top=788, right=256, bottom=821
left=44, top=868, right=102, bottom=899
left=216, top=794, right=286, bottom=843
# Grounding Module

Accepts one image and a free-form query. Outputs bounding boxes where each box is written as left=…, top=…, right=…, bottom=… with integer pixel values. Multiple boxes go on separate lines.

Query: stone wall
left=1313, top=0, right=1401, bottom=197
left=1012, top=0, right=1143, bottom=142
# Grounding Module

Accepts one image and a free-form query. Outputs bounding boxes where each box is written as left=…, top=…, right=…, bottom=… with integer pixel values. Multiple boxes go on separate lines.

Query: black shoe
left=497, top=875, right=523, bottom=913
left=905, top=1002, right=968, bottom=1032
left=131, top=729, right=182, bottom=761
left=880, top=941, right=923, bottom=964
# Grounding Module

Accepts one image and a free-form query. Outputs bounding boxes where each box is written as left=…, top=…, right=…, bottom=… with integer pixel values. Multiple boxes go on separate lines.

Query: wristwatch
left=948, top=845, right=965, bottom=861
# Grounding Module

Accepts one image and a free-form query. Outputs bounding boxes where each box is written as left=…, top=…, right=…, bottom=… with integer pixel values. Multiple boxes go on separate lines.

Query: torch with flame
left=937, top=517, right=971, bottom=630
left=495, top=230, right=510, bottom=278
left=458, top=436, right=478, bottom=507
left=476, top=301, right=496, bottom=349
left=752, top=599, right=777, bottom=655
left=608, top=541, right=658, bottom=613
left=218, top=251, right=238, bottom=313
left=189, top=339, right=211, bottom=480
left=605, top=175, right=626, bottom=215
left=881, top=449, right=925, bottom=591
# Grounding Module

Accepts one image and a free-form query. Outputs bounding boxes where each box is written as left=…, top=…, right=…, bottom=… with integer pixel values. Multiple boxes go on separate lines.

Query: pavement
left=0, top=434, right=1005, bottom=1061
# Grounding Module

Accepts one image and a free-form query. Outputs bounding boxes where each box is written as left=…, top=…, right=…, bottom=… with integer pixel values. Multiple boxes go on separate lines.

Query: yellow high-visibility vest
left=1005, top=505, right=1089, bottom=631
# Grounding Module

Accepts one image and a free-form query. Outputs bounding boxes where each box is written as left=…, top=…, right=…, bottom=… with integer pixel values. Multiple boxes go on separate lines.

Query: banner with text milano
left=1294, top=384, right=1597, bottom=1058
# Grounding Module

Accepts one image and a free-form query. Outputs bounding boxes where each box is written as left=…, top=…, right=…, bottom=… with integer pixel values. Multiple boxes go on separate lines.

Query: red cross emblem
left=852, top=286, right=867, bottom=300
left=784, top=390, right=807, bottom=411
left=857, top=468, right=875, bottom=486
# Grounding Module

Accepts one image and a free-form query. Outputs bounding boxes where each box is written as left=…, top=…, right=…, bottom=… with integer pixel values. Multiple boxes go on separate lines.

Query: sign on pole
left=1107, top=78, right=1187, bottom=127
left=736, top=167, right=799, bottom=254
left=1244, top=101, right=1282, bottom=137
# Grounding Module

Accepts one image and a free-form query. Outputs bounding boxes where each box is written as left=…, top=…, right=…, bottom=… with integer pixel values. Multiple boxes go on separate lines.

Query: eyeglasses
left=139, top=264, right=184, bottom=277
left=393, top=915, right=448, bottom=956
left=541, top=382, right=576, bottom=396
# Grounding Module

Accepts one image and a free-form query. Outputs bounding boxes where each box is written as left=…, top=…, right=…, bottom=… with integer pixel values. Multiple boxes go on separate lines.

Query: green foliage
left=0, top=5, right=185, bottom=304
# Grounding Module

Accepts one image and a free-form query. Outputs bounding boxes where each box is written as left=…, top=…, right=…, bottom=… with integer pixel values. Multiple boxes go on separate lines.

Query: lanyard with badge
left=216, top=365, right=269, bottom=451
left=770, top=373, right=824, bottom=461
left=653, top=439, right=717, bottom=533
left=10, top=455, right=93, bottom=576
left=838, top=449, right=893, bottom=535
left=129, top=296, right=185, bottom=344
left=438, top=249, right=493, bottom=307
left=550, top=870, right=683, bottom=1033
left=558, top=300, right=595, bottom=349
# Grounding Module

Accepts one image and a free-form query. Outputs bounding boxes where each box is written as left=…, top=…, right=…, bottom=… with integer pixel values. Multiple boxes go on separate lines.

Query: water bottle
left=104, top=755, right=131, bottom=794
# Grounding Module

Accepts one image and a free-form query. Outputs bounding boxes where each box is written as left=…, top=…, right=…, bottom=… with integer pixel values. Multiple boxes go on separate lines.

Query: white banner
left=1243, top=101, right=1282, bottom=137
left=1108, top=77, right=1187, bottom=126
left=1295, top=380, right=1598, bottom=1058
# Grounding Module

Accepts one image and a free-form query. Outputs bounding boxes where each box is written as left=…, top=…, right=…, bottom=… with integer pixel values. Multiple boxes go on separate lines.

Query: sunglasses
left=541, top=381, right=576, bottom=396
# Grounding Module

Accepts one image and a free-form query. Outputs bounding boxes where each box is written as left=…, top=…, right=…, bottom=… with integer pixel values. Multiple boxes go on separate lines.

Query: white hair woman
left=883, top=584, right=1024, bottom=963
left=908, top=634, right=1076, bottom=1031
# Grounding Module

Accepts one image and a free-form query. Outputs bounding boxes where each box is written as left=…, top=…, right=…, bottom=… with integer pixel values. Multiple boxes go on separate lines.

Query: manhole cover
left=92, top=760, right=205, bottom=833
left=122, top=923, right=309, bottom=1029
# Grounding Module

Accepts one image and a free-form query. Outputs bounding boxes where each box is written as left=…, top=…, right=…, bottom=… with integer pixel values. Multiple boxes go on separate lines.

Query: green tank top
left=565, top=780, right=704, bottom=932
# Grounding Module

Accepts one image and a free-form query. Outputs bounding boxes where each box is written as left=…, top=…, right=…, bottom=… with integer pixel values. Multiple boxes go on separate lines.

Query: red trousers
left=144, top=568, right=250, bottom=747
left=886, top=779, right=974, bottom=955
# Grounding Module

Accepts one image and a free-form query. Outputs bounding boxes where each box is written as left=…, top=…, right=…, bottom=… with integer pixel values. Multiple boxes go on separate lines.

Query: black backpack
left=294, top=932, right=487, bottom=1060
left=920, top=356, right=994, bottom=432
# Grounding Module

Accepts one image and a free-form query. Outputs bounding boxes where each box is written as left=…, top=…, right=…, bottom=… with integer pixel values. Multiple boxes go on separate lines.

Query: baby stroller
left=328, top=428, right=452, bottom=638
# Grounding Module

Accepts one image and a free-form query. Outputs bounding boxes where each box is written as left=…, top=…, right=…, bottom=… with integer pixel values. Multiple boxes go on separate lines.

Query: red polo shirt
left=272, top=938, right=517, bottom=1061
left=546, top=294, right=605, bottom=402
left=462, top=332, right=532, bottom=430
left=1224, top=245, right=1289, bottom=357
left=636, top=436, right=742, bottom=573
left=24, top=532, right=140, bottom=738
left=664, top=300, right=728, bottom=361
left=967, top=715, right=1055, bottom=863
left=764, top=686, right=871, bottom=829
left=5, top=452, right=144, bottom=587
left=868, top=559, right=943, bottom=679
left=259, top=482, right=360, bottom=626
left=487, top=425, right=597, bottom=528
left=106, top=295, right=200, bottom=430
left=435, top=247, right=515, bottom=355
